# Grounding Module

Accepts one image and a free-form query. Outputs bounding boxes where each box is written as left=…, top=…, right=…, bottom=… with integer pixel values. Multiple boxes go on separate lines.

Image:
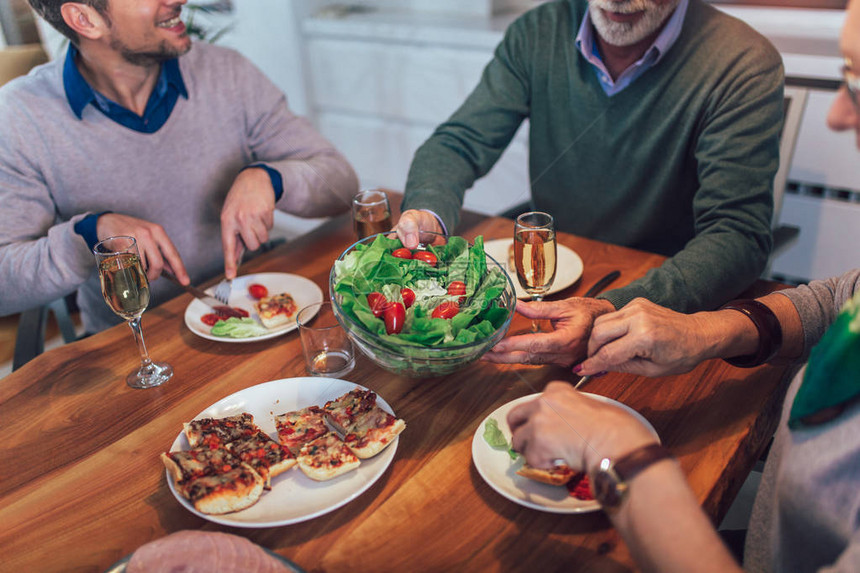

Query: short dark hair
left=28, top=0, right=109, bottom=45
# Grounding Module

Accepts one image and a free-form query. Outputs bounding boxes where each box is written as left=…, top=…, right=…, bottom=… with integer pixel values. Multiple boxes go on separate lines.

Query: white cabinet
left=302, top=8, right=530, bottom=218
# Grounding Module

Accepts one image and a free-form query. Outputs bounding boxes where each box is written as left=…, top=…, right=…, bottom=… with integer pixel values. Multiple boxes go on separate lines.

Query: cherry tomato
left=431, top=300, right=459, bottom=320
left=200, top=313, right=222, bottom=326
left=392, top=248, right=413, bottom=259
left=447, top=281, right=466, bottom=296
left=413, top=250, right=437, bottom=266
left=367, top=292, right=388, bottom=318
left=400, top=287, right=415, bottom=308
left=248, top=283, right=268, bottom=300
left=384, top=302, right=406, bottom=334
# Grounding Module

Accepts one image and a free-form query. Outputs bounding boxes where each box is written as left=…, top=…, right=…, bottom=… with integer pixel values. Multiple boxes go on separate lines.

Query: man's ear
left=60, top=3, right=109, bottom=41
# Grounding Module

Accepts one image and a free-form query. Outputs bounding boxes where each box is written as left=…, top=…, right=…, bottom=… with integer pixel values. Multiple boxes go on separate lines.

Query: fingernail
left=572, top=364, right=582, bottom=373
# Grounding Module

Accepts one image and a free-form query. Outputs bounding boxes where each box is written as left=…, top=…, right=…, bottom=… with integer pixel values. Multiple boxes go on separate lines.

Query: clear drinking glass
left=514, top=211, right=557, bottom=332
left=93, top=236, right=173, bottom=389
left=352, top=189, right=392, bottom=239
left=297, top=301, right=355, bottom=378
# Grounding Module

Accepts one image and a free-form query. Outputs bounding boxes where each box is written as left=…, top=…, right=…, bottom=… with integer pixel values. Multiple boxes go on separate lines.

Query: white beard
left=588, top=0, right=681, bottom=47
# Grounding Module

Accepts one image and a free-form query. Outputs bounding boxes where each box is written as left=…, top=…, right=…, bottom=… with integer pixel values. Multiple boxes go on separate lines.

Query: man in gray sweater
left=0, top=0, right=359, bottom=334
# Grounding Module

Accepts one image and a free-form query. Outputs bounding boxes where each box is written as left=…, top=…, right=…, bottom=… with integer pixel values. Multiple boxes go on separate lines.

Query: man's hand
left=483, top=297, right=616, bottom=367
left=579, top=298, right=736, bottom=377
left=394, top=209, right=444, bottom=249
left=96, top=213, right=189, bottom=284
left=221, top=167, right=276, bottom=279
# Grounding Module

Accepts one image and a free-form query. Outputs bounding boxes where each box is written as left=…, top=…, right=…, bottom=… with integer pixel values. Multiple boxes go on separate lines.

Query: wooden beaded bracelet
left=720, top=299, right=783, bottom=368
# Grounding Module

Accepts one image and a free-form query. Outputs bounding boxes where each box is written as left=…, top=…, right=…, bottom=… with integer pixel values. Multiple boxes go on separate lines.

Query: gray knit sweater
left=745, top=269, right=860, bottom=572
left=0, top=42, right=358, bottom=333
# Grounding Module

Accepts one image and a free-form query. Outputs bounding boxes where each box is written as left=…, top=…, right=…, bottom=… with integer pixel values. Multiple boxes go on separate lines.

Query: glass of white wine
left=514, top=211, right=557, bottom=333
left=93, top=236, right=173, bottom=389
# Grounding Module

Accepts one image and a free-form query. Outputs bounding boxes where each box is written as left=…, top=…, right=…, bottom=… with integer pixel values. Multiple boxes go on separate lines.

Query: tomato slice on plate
left=248, top=283, right=268, bottom=300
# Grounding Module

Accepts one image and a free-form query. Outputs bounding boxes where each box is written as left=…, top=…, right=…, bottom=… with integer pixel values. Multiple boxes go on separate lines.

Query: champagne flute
left=514, top=211, right=557, bottom=333
left=93, top=236, right=173, bottom=389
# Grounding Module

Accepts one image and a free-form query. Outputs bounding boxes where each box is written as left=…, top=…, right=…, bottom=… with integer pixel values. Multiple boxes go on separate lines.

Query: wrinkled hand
left=579, top=298, right=723, bottom=377
left=483, top=297, right=616, bottom=367
left=96, top=213, right=188, bottom=284
left=221, top=167, right=276, bottom=279
left=507, top=381, right=657, bottom=471
left=393, top=209, right=443, bottom=249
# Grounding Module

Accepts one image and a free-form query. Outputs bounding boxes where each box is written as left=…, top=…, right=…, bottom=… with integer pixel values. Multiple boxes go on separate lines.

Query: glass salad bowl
left=329, top=232, right=516, bottom=378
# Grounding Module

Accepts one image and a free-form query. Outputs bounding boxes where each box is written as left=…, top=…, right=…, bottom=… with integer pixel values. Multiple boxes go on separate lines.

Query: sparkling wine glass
left=514, top=211, right=557, bottom=333
left=93, top=236, right=173, bottom=389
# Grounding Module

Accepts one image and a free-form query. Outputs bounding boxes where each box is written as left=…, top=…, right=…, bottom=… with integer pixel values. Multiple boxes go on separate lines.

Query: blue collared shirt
left=575, top=0, right=689, bottom=96
left=64, top=45, right=283, bottom=248
left=64, top=43, right=188, bottom=133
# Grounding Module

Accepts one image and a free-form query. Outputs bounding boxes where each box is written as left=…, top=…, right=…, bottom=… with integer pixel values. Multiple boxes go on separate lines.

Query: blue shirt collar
left=63, top=43, right=187, bottom=120
left=575, top=0, right=689, bottom=76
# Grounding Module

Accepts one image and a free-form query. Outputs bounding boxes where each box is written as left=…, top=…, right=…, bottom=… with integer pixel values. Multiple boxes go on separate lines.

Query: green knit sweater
left=402, top=0, right=783, bottom=313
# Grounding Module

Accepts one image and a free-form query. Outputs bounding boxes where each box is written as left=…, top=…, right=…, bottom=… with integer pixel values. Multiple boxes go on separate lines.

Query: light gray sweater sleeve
left=0, top=83, right=94, bottom=316
left=229, top=50, right=359, bottom=218
left=777, top=268, right=860, bottom=359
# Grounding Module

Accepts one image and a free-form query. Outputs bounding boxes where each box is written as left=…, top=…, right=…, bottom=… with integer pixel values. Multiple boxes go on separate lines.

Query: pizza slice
left=274, top=406, right=329, bottom=455
left=226, top=431, right=297, bottom=488
left=183, top=413, right=261, bottom=449
left=516, top=463, right=577, bottom=486
left=296, top=432, right=361, bottom=481
left=254, top=292, right=297, bottom=329
left=322, top=388, right=377, bottom=434
left=182, top=465, right=265, bottom=515
left=341, top=404, right=406, bottom=459
left=160, top=447, right=245, bottom=496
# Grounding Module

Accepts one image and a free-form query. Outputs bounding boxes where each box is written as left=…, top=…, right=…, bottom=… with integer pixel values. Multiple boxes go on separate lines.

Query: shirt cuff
left=419, top=209, right=448, bottom=235
left=73, top=211, right=111, bottom=251
left=243, top=164, right=284, bottom=202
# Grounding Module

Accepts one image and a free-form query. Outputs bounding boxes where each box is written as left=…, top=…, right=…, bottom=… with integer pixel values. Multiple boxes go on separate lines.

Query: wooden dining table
left=0, top=199, right=796, bottom=573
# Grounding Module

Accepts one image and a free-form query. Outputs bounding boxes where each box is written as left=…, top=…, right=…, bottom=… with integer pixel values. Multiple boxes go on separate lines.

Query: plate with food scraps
left=483, top=238, right=584, bottom=299
left=184, top=272, right=323, bottom=342
left=166, top=377, right=401, bottom=527
left=471, top=392, right=659, bottom=513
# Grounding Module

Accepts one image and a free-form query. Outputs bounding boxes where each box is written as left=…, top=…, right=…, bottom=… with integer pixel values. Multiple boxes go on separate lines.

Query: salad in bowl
left=329, top=233, right=516, bottom=377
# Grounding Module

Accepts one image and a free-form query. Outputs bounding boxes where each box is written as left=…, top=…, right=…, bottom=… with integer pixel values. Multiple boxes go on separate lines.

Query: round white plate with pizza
left=166, top=377, right=401, bottom=527
left=183, top=272, right=323, bottom=343
left=471, top=392, right=659, bottom=514
left=483, top=238, right=584, bottom=299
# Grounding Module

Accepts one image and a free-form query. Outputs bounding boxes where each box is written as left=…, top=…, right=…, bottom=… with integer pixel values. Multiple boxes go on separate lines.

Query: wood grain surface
left=0, top=199, right=795, bottom=573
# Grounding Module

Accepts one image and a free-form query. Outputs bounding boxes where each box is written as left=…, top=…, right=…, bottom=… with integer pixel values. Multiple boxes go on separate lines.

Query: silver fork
left=213, top=244, right=246, bottom=304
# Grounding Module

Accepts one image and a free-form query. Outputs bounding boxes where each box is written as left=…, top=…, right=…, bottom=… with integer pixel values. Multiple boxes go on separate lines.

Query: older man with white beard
left=395, top=0, right=784, bottom=368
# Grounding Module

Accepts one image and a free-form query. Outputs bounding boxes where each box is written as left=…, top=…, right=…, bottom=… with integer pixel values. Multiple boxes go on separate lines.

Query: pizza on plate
left=324, top=389, right=406, bottom=459
left=183, top=413, right=262, bottom=449
left=226, top=431, right=296, bottom=488
left=181, top=465, right=265, bottom=515
left=296, top=432, right=361, bottom=481
left=254, top=292, right=297, bottom=329
left=274, top=406, right=330, bottom=455
left=516, top=463, right=577, bottom=486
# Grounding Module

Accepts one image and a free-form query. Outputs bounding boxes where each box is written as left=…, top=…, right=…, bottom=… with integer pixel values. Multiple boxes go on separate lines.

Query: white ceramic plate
left=484, top=239, right=584, bottom=299
left=183, top=272, right=323, bottom=343
left=471, top=392, right=659, bottom=513
left=166, top=377, right=400, bottom=527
